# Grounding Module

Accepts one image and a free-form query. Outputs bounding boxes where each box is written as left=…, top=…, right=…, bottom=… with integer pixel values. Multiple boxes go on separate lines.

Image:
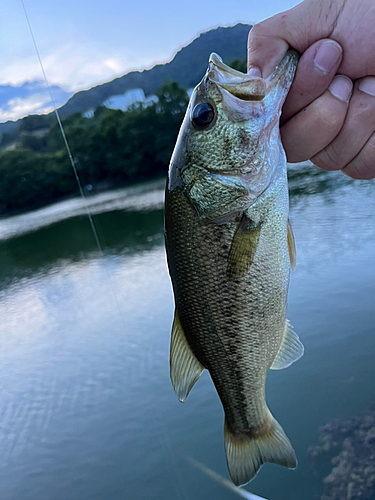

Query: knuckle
left=356, top=159, right=375, bottom=181
left=247, top=24, right=266, bottom=49
left=344, top=143, right=375, bottom=180
left=360, top=140, right=375, bottom=178
left=320, top=107, right=345, bottom=130
left=310, top=156, right=328, bottom=171
left=312, top=145, right=343, bottom=171
left=350, top=87, right=375, bottom=125
left=248, top=18, right=281, bottom=47
left=248, top=22, right=269, bottom=39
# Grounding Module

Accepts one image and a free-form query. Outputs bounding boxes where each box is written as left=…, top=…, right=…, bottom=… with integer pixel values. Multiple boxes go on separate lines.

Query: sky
left=0, top=0, right=302, bottom=122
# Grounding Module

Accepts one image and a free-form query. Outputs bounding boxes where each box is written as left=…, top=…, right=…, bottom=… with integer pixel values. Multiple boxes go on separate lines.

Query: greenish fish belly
left=165, top=166, right=303, bottom=485
left=166, top=167, right=286, bottom=421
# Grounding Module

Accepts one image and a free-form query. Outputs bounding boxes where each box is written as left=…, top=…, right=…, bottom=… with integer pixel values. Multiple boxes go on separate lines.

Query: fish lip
left=209, top=53, right=246, bottom=78
left=207, top=50, right=299, bottom=102
left=208, top=52, right=266, bottom=101
left=265, top=49, right=299, bottom=92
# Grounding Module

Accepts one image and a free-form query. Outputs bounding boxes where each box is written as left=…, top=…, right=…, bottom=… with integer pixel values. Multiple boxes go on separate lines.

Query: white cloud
left=0, top=94, right=54, bottom=122
left=0, top=37, right=168, bottom=121
left=0, top=41, right=147, bottom=121
left=1, top=41, right=153, bottom=93
left=104, top=58, right=122, bottom=73
left=0, top=38, right=164, bottom=121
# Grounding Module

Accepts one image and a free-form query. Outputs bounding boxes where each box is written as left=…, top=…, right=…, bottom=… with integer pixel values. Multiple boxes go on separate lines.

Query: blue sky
left=1, top=0, right=301, bottom=121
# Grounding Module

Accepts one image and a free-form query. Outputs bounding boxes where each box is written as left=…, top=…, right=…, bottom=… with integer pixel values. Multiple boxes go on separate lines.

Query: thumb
left=247, top=2, right=328, bottom=78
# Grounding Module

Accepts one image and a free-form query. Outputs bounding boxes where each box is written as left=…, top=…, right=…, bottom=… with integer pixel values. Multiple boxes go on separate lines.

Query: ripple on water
left=0, top=170, right=374, bottom=499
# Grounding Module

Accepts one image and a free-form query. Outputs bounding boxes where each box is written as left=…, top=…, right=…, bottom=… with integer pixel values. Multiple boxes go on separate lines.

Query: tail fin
left=224, top=413, right=297, bottom=486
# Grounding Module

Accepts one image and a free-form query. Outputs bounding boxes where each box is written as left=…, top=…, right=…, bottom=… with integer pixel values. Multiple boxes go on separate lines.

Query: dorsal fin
left=287, top=219, right=296, bottom=269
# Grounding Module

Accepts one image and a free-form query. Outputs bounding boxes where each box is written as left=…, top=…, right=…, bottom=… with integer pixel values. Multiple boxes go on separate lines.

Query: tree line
left=0, top=80, right=189, bottom=215
left=0, top=58, right=247, bottom=216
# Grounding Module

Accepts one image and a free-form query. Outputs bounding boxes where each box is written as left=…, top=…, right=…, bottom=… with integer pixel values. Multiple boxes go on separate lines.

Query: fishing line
left=19, top=5, right=266, bottom=498
left=20, top=0, right=165, bottom=410
left=156, top=418, right=189, bottom=500
left=20, top=0, right=103, bottom=255
left=187, top=457, right=268, bottom=500
left=20, top=0, right=129, bottom=329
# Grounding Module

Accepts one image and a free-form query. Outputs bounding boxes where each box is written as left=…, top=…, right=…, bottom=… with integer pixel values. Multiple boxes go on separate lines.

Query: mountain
left=58, top=23, right=251, bottom=116
left=0, top=23, right=251, bottom=138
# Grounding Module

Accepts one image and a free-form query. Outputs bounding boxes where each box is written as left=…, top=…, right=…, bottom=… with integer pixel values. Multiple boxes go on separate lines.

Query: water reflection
left=0, top=177, right=165, bottom=241
left=287, top=161, right=352, bottom=200
left=0, top=207, right=164, bottom=287
left=0, top=165, right=373, bottom=500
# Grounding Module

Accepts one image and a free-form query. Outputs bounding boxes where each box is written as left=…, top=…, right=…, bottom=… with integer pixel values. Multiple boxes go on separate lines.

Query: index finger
left=247, top=2, right=331, bottom=78
left=247, top=21, right=289, bottom=78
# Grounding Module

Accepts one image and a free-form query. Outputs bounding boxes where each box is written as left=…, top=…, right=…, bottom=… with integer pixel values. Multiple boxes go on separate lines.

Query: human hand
left=247, top=0, right=375, bottom=180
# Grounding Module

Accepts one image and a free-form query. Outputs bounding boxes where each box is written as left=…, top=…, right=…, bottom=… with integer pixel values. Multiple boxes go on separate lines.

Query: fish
left=164, top=50, right=303, bottom=486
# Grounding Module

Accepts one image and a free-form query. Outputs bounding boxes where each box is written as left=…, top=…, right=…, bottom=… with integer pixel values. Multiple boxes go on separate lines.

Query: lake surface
left=0, top=164, right=374, bottom=500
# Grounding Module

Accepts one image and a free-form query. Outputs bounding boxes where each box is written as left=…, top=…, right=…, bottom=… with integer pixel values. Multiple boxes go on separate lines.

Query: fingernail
left=248, top=67, right=262, bottom=77
left=329, top=76, right=353, bottom=102
left=313, top=41, right=342, bottom=74
left=359, top=77, right=375, bottom=97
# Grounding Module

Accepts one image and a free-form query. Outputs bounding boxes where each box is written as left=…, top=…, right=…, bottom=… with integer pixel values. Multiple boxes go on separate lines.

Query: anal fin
left=170, top=310, right=205, bottom=403
left=270, top=320, right=304, bottom=370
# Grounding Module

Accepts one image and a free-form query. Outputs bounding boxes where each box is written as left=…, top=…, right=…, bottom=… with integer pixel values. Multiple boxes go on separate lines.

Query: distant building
left=103, top=88, right=158, bottom=112
left=83, top=109, right=95, bottom=118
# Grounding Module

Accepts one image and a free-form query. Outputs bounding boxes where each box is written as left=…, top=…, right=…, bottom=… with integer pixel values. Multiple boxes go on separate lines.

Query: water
left=0, top=165, right=374, bottom=499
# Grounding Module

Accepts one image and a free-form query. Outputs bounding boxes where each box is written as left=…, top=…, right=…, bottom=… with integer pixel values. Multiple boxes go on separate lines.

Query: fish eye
left=191, top=102, right=215, bottom=129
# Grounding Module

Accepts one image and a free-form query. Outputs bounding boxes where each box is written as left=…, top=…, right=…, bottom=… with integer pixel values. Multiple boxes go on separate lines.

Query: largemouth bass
left=164, top=50, right=303, bottom=486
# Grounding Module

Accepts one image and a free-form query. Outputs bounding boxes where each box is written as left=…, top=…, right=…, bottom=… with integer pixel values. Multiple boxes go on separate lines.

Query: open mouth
left=207, top=50, right=299, bottom=104
left=208, top=53, right=266, bottom=101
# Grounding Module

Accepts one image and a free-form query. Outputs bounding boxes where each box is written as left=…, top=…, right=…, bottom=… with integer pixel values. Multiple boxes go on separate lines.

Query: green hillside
left=59, top=23, right=251, bottom=116
left=0, top=23, right=251, bottom=140
left=0, top=24, right=251, bottom=216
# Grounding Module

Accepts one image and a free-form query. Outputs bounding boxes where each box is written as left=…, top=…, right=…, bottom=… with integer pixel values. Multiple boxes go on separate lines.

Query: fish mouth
left=207, top=50, right=299, bottom=103
left=208, top=53, right=266, bottom=101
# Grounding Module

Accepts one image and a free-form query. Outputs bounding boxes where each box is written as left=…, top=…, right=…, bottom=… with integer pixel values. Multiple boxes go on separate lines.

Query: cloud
left=1, top=41, right=151, bottom=93
left=0, top=82, right=71, bottom=122
left=0, top=95, right=53, bottom=122
left=103, top=58, right=122, bottom=73
left=0, top=38, right=163, bottom=121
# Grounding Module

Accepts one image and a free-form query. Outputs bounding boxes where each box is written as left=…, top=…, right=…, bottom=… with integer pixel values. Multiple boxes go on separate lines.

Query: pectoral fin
left=287, top=219, right=296, bottom=269
left=270, top=320, right=304, bottom=370
left=227, top=215, right=261, bottom=279
left=170, top=310, right=205, bottom=403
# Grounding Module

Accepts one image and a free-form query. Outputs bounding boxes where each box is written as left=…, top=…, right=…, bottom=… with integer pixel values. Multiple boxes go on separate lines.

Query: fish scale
left=165, top=50, right=304, bottom=486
